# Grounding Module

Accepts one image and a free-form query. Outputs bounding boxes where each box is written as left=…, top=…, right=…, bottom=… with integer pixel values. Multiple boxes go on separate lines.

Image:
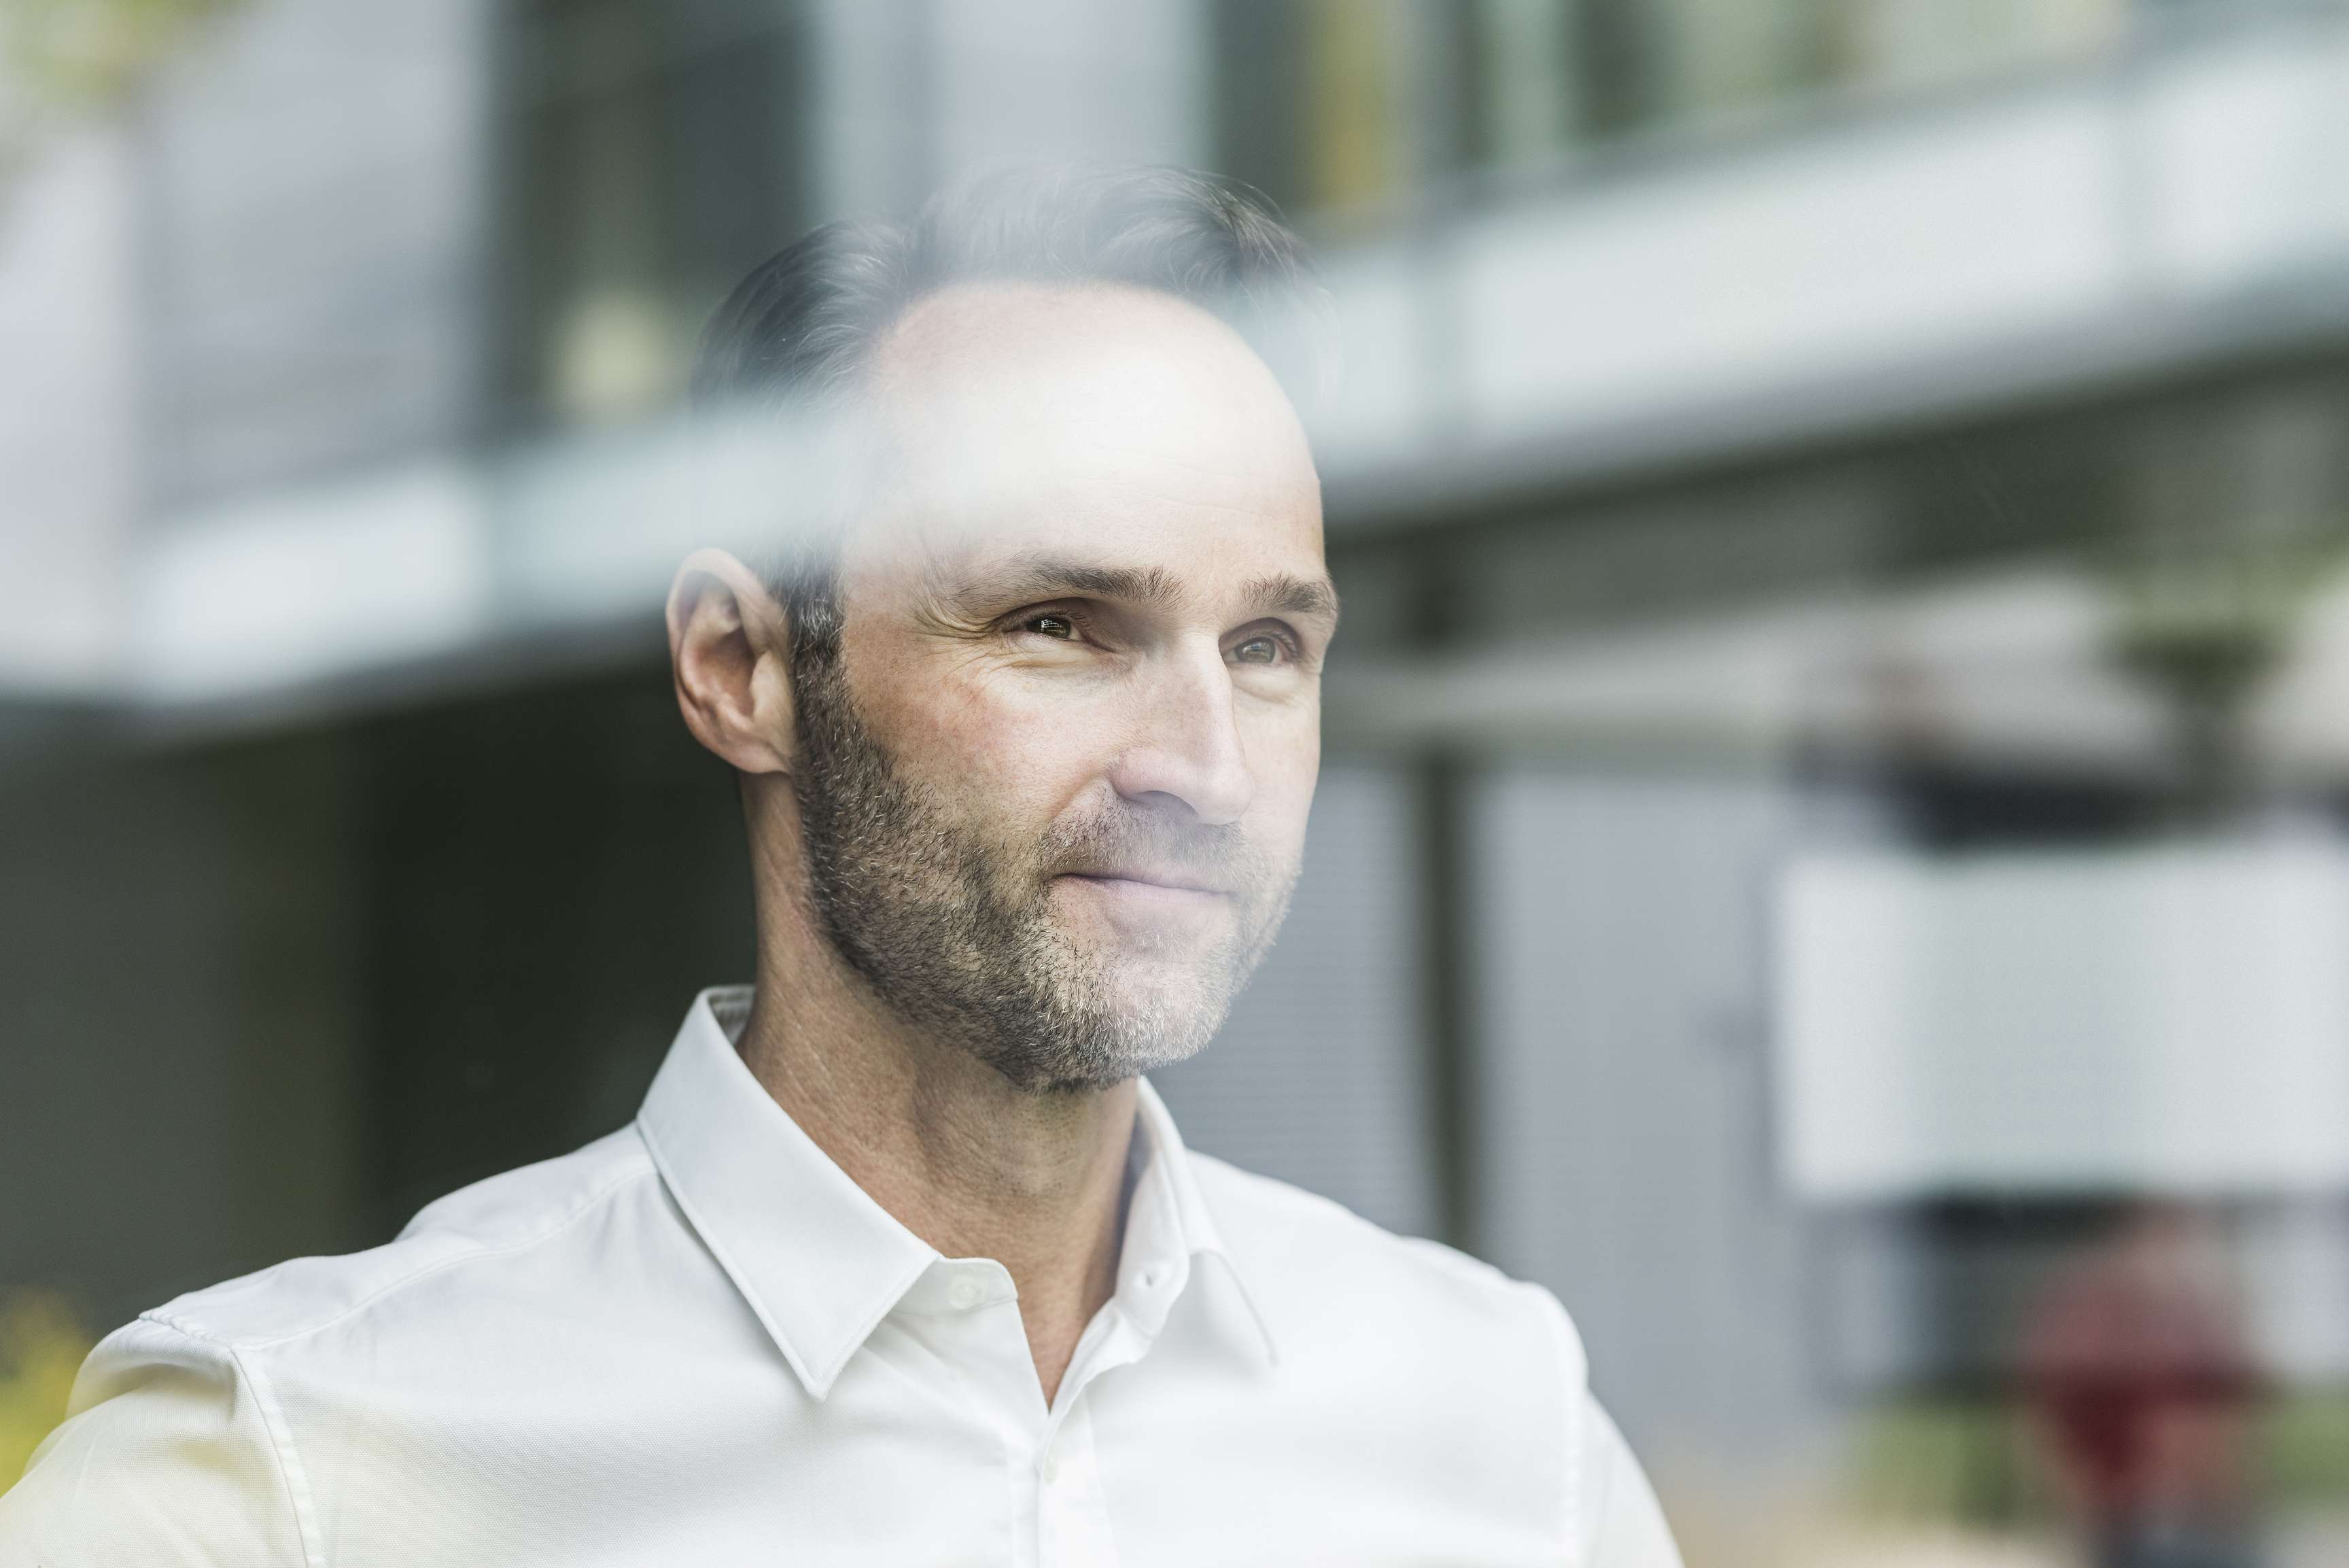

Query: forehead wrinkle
left=1090, top=474, right=1310, bottom=527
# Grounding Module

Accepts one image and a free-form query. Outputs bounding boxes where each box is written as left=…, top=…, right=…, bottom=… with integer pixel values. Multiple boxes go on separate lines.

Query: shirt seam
left=1537, top=1287, right=1588, bottom=1565
left=1580, top=1419, right=1618, bottom=1568
left=147, top=1156, right=657, bottom=1355
left=229, top=1341, right=328, bottom=1568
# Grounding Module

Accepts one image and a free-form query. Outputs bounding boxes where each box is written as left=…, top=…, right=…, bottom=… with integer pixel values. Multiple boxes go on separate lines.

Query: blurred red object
left=2024, top=1206, right=2262, bottom=1568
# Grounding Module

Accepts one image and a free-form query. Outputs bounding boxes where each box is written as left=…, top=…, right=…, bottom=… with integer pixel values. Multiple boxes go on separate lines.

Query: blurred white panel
left=502, top=421, right=708, bottom=626
left=1329, top=606, right=1824, bottom=756
left=502, top=406, right=843, bottom=627
left=2238, top=1202, right=2349, bottom=1381
left=810, top=0, right=930, bottom=221
left=0, top=124, right=137, bottom=696
left=928, top=0, right=1208, bottom=182
left=1777, top=841, right=2349, bottom=1200
left=144, top=0, right=491, bottom=504
left=1151, top=764, right=1436, bottom=1238
left=2259, top=575, right=2349, bottom=781
left=2143, top=22, right=2349, bottom=290
left=1297, top=11, right=2349, bottom=493
left=1325, top=568, right=2169, bottom=771
left=140, top=463, right=490, bottom=701
left=1309, top=247, right=1427, bottom=468
left=1457, top=92, right=2122, bottom=441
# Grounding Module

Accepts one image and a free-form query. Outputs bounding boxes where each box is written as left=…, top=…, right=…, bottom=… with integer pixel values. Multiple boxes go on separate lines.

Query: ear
left=667, top=548, right=795, bottom=774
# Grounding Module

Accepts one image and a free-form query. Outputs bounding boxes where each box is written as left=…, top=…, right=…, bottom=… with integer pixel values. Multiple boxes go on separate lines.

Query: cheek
left=875, top=666, right=1119, bottom=818
left=1242, top=708, right=1321, bottom=853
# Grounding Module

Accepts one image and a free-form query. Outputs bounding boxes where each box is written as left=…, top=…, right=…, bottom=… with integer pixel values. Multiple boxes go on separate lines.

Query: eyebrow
left=1245, top=572, right=1343, bottom=623
left=943, top=554, right=1342, bottom=625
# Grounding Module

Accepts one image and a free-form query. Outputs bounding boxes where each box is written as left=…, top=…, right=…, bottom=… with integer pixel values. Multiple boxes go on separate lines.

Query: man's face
left=790, top=283, right=1334, bottom=1092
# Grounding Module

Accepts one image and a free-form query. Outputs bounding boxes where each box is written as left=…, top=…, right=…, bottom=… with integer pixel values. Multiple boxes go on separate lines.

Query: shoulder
left=1182, top=1155, right=1614, bottom=1552
left=0, top=1315, right=313, bottom=1567
left=143, top=1125, right=657, bottom=1354
left=1187, top=1152, right=1587, bottom=1387
left=6, top=1136, right=653, bottom=1568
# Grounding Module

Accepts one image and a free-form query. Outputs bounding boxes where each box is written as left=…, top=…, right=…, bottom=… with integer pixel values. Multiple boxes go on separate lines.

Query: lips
left=1058, top=870, right=1234, bottom=899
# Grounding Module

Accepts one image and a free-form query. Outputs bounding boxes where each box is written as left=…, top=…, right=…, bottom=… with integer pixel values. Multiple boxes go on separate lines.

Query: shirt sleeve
left=1576, top=1397, right=1684, bottom=1568
left=0, top=1316, right=312, bottom=1568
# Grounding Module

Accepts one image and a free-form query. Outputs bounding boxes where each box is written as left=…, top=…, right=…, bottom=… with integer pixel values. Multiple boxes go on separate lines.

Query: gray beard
left=787, top=646, right=1295, bottom=1093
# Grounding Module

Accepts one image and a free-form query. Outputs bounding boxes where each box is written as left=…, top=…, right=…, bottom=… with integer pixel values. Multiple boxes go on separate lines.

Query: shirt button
left=947, top=1278, right=982, bottom=1310
left=1041, top=1452, right=1062, bottom=1484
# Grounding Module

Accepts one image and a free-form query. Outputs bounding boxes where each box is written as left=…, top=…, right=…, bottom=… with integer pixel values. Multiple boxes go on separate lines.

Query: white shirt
left=4, top=988, right=1681, bottom=1567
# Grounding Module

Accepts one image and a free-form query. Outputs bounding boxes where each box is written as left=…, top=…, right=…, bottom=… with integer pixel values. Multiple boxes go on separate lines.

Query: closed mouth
left=1059, top=871, right=1233, bottom=898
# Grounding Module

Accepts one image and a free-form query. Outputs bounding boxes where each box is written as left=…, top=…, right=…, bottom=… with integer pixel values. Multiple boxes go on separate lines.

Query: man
left=3, top=167, right=1680, bottom=1565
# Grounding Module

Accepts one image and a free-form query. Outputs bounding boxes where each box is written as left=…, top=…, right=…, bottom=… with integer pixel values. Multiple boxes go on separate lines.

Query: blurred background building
left=5, top=1, right=2349, bottom=1561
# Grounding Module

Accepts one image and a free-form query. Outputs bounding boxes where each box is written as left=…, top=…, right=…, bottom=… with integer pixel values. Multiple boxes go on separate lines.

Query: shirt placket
left=911, top=1261, right=1049, bottom=1565
left=1024, top=1121, right=1200, bottom=1567
left=1033, top=1301, right=1153, bottom=1568
left=909, top=1259, right=1137, bottom=1568
left=900, top=1109, right=1198, bottom=1567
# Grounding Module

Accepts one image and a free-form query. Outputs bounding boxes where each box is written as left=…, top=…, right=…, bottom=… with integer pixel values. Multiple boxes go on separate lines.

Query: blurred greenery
left=2260, top=1390, right=2349, bottom=1509
left=1, top=0, right=247, bottom=189
left=2105, top=504, right=2349, bottom=817
left=1845, top=1398, right=2055, bottom=1531
left=0, top=1289, right=92, bottom=1483
left=1846, top=1391, right=2349, bottom=1531
left=2, top=0, right=242, bottom=107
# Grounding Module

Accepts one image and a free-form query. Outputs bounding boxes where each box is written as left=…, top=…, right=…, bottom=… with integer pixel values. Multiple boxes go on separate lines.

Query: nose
left=1105, top=637, right=1255, bottom=826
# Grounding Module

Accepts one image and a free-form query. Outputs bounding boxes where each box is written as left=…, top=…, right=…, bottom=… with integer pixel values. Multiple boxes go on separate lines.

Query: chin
left=1092, top=966, right=1233, bottom=1060
left=1030, top=918, right=1253, bottom=1073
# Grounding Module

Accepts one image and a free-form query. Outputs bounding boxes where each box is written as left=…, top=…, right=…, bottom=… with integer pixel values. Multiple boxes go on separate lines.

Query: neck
left=735, top=863, right=1135, bottom=1406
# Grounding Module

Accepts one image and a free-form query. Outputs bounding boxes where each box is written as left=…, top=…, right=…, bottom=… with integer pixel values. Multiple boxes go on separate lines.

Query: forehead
left=846, top=282, right=1325, bottom=597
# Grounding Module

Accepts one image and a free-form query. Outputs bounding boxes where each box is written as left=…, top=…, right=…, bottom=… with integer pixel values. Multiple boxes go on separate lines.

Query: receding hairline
left=865, top=278, right=1302, bottom=413
left=836, top=278, right=1319, bottom=538
left=691, top=165, right=1327, bottom=421
left=684, top=165, right=1329, bottom=648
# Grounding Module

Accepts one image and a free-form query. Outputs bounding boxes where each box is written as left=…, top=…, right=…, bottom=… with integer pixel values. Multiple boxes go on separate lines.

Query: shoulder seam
left=229, top=1342, right=328, bottom=1568
left=1535, top=1287, right=1590, bottom=1561
left=146, top=1155, right=657, bottom=1353
left=94, top=1318, right=325, bottom=1568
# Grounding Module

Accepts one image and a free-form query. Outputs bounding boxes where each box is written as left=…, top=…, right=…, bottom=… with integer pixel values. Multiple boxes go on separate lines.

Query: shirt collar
left=637, top=988, right=935, bottom=1397
left=637, top=987, right=1276, bottom=1399
left=1121, top=1075, right=1278, bottom=1365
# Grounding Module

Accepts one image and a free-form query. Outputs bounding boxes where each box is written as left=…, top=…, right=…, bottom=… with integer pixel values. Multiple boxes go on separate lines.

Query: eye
left=1020, top=612, right=1079, bottom=640
left=1230, top=633, right=1289, bottom=666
